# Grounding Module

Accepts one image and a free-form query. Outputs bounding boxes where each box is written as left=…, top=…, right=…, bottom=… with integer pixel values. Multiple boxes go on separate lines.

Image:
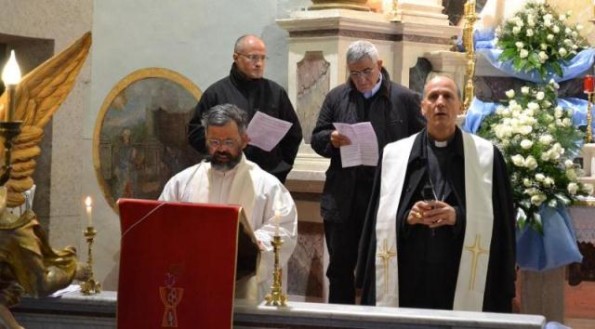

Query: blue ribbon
left=478, top=48, right=595, bottom=83
left=516, top=206, right=582, bottom=271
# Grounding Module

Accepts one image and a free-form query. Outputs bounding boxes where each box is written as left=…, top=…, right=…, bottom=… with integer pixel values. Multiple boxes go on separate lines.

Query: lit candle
left=274, top=210, right=281, bottom=236
left=85, top=196, right=93, bottom=227
left=585, top=75, right=594, bottom=93
left=1, top=50, right=22, bottom=122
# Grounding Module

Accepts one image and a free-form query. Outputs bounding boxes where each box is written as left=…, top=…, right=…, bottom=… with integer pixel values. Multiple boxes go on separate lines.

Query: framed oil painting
left=94, top=68, right=203, bottom=211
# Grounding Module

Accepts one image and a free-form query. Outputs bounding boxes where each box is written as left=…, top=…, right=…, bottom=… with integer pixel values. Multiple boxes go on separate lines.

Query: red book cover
left=117, top=199, right=258, bottom=329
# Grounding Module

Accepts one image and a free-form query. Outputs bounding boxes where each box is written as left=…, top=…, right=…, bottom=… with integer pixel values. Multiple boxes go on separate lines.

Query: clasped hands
left=407, top=200, right=455, bottom=228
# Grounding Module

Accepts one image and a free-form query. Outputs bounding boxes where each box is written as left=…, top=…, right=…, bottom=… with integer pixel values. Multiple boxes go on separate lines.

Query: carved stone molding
left=309, top=0, right=370, bottom=11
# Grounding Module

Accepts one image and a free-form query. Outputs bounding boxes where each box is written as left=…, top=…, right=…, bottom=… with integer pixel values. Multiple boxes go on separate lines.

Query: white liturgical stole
left=375, top=132, right=494, bottom=311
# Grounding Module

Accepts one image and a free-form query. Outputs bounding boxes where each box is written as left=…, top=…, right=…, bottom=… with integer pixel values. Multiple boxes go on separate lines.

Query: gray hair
left=346, top=40, right=379, bottom=64
left=201, top=104, right=248, bottom=135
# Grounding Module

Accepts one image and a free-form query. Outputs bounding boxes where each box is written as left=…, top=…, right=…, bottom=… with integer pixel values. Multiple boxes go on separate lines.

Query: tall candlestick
left=85, top=196, right=93, bottom=227
left=1, top=50, right=22, bottom=122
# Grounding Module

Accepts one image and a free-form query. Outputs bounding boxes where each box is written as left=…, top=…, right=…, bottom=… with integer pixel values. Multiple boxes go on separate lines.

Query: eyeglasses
left=236, top=53, right=268, bottom=63
left=207, top=138, right=239, bottom=149
left=349, top=67, right=375, bottom=79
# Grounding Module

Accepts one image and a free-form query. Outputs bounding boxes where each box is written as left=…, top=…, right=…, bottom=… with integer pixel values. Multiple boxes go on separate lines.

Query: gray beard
left=210, top=154, right=241, bottom=171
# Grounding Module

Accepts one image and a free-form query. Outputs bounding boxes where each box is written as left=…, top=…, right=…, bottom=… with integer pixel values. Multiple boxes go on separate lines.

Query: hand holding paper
left=333, top=122, right=379, bottom=168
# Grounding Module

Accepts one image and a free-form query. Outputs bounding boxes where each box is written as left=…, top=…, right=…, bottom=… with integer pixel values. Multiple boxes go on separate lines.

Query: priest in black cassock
left=356, top=76, right=516, bottom=312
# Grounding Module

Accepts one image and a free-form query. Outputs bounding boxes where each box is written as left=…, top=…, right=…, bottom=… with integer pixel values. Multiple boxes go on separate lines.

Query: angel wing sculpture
left=0, top=32, right=93, bottom=329
left=0, top=31, right=92, bottom=208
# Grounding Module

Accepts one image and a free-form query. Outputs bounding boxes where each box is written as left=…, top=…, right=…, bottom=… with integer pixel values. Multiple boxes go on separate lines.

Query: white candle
left=1, top=50, right=22, bottom=122
left=85, top=196, right=93, bottom=227
left=274, top=210, right=281, bottom=236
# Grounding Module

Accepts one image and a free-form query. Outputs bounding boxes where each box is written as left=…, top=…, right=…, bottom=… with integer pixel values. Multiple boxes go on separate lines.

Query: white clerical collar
left=434, top=140, right=448, bottom=148
left=362, top=73, right=383, bottom=99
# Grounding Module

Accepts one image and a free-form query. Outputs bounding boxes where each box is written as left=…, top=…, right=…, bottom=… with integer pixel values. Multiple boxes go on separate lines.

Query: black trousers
left=325, top=178, right=372, bottom=304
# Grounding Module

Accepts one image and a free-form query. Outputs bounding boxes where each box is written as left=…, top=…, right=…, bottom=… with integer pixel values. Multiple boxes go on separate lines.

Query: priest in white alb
left=159, top=103, right=298, bottom=303
left=357, top=76, right=516, bottom=312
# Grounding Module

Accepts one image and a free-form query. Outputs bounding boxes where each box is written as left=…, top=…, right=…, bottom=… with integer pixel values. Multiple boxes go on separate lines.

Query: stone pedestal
left=580, top=143, right=595, bottom=188
left=520, top=268, right=566, bottom=323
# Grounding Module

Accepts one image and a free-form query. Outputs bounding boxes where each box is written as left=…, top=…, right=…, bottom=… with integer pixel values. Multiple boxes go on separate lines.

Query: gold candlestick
left=462, top=0, right=478, bottom=113
left=587, top=92, right=593, bottom=143
left=80, top=226, right=101, bottom=295
left=264, top=235, right=287, bottom=307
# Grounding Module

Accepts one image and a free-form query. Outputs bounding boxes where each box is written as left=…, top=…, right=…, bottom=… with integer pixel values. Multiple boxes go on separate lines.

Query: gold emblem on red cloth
left=160, top=273, right=184, bottom=327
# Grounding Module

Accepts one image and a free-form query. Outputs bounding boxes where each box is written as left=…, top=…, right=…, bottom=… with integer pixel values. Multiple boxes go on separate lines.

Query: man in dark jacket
left=187, top=34, right=303, bottom=183
left=311, top=40, right=425, bottom=304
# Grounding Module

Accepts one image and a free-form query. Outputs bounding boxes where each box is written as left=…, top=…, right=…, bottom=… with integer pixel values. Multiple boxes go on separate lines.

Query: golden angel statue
left=0, top=32, right=92, bottom=329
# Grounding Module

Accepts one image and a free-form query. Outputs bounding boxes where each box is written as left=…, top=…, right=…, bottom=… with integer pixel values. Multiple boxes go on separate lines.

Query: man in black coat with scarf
left=188, top=34, right=302, bottom=183
left=356, top=76, right=516, bottom=312
left=311, top=40, right=425, bottom=304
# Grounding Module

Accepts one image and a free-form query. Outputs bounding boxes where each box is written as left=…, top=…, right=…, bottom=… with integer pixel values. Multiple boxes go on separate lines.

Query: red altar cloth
left=117, top=199, right=258, bottom=329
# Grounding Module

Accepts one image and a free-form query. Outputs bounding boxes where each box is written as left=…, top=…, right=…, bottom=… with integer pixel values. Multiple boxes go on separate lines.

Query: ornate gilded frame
left=93, top=68, right=202, bottom=212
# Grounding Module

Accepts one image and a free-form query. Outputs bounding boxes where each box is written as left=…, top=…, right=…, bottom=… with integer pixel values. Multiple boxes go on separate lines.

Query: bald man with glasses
left=188, top=34, right=302, bottom=184
left=311, top=40, right=425, bottom=304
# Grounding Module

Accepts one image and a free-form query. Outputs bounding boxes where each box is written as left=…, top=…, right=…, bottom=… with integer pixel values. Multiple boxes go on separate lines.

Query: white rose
left=563, top=39, right=572, bottom=46
left=541, top=152, right=551, bottom=161
left=505, top=89, right=515, bottom=98
left=554, top=106, right=564, bottom=118
left=513, top=26, right=521, bottom=35
left=535, top=173, right=545, bottom=182
left=547, top=34, right=554, bottom=41
left=553, top=25, right=560, bottom=34
left=564, top=159, right=575, bottom=169
left=527, top=102, right=540, bottom=111
left=526, top=29, right=534, bottom=37
left=543, top=177, right=555, bottom=187
left=520, top=139, right=533, bottom=149
left=520, top=49, right=529, bottom=58
left=540, top=134, right=553, bottom=145
left=543, top=100, right=552, bottom=108
left=559, top=48, right=568, bottom=57
left=523, top=178, right=532, bottom=187
left=521, top=86, right=530, bottom=95
left=568, top=182, right=578, bottom=195
left=576, top=24, right=583, bottom=31
left=583, top=184, right=594, bottom=195
left=511, top=154, right=525, bottom=167
left=540, top=43, right=547, bottom=50
left=531, top=194, right=545, bottom=206
left=559, top=14, right=566, bottom=22
left=525, top=156, right=538, bottom=170
left=566, top=169, right=578, bottom=181
left=562, top=118, right=572, bottom=127
left=538, top=52, right=548, bottom=63
left=515, top=41, right=524, bottom=49
left=544, top=20, right=552, bottom=28
left=565, top=27, right=571, bottom=34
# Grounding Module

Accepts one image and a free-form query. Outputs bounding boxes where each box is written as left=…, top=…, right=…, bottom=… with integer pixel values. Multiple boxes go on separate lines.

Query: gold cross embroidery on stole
left=377, top=239, right=397, bottom=294
left=464, top=234, right=489, bottom=290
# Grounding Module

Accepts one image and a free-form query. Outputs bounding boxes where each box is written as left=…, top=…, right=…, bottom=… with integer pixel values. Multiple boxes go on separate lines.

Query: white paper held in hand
left=246, top=111, right=293, bottom=152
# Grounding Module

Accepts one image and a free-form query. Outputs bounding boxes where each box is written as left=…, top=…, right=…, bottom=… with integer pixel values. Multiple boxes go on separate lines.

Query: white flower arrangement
left=478, top=81, right=593, bottom=232
left=496, top=0, right=587, bottom=79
